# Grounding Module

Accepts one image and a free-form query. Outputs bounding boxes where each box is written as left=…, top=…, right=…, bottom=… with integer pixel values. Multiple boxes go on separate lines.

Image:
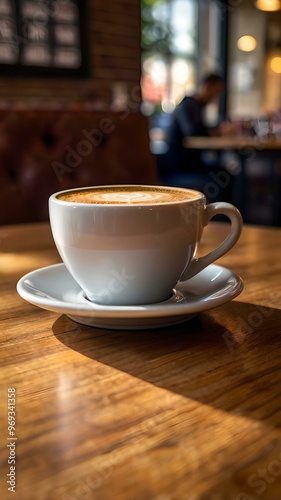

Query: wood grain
left=1, top=221, right=281, bottom=500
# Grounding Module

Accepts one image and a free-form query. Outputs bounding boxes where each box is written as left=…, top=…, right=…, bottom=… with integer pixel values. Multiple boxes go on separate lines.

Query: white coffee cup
left=49, top=185, right=243, bottom=306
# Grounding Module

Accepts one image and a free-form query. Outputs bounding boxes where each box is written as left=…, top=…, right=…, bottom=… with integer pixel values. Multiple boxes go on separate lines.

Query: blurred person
left=160, top=73, right=237, bottom=202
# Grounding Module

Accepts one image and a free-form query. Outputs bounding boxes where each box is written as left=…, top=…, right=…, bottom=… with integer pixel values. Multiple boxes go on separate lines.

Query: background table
left=1, top=221, right=281, bottom=500
left=184, top=135, right=281, bottom=150
left=184, top=135, right=281, bottom=226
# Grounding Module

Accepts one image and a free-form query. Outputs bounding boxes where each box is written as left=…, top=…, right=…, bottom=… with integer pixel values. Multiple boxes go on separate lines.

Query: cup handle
left=180, top=202, right=243, bottom=281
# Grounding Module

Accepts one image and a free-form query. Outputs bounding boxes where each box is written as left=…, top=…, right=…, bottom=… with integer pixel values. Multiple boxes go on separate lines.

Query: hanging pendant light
left=255, top=0, right=281, bottom=11
left=237, top=35, right=257, bottom=52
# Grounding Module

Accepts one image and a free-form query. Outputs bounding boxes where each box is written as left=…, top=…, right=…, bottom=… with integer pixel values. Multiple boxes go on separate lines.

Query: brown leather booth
left=0, top=108, right=158, bottom=225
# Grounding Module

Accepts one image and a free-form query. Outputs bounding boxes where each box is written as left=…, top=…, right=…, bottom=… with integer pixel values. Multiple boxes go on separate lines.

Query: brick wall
left=0, top=0, right=141, bottom=105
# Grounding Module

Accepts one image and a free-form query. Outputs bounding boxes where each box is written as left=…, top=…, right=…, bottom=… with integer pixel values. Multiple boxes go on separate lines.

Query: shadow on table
left=52, top=300, right=281, bottom=424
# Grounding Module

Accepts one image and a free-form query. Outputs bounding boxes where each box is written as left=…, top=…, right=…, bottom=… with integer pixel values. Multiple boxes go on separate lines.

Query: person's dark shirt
left=166, top=96, right=209, bottom=172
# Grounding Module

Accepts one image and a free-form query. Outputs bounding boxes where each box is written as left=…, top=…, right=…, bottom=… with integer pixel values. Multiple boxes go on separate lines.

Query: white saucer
left=17, top=263, right=243, bottom=330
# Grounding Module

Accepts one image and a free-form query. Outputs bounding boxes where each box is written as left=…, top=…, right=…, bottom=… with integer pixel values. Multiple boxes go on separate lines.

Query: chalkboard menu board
left=0, top=0, right=89, bottom=77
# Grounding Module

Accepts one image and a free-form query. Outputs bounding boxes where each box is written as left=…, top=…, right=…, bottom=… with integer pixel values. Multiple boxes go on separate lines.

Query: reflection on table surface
left=1, top=221, right=281, bottom=499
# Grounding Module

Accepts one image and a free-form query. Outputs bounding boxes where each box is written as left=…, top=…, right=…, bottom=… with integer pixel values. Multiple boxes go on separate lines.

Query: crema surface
left=57, top=187, right=198, bottom=204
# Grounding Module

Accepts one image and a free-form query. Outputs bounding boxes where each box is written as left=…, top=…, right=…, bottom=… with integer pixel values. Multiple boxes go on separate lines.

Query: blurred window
left=141, top=0, right=227, bottom=122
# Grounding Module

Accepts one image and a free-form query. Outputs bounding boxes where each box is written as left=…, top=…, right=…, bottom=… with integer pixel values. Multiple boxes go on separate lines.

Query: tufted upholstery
left=0, top=108, right=158, bottom=225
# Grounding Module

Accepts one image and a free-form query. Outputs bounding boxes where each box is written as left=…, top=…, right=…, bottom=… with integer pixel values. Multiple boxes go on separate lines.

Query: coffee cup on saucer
left=49, top=184, right=243, bottom=306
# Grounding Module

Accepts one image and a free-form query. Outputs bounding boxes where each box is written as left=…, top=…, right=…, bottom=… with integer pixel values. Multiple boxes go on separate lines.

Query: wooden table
left=1, top=221, right=281, bottom=500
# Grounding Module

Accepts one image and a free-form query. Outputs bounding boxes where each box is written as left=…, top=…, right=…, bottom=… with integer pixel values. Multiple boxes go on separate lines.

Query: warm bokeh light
left=237, top=35, right=257, bottom=52
left=255, top=0, right=281, bottom=11
left=270, top=56, right=281, bottom=73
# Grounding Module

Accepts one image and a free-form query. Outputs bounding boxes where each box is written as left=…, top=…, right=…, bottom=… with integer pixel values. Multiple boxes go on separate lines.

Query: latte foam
left=57, top=186, right=199, bottom=205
